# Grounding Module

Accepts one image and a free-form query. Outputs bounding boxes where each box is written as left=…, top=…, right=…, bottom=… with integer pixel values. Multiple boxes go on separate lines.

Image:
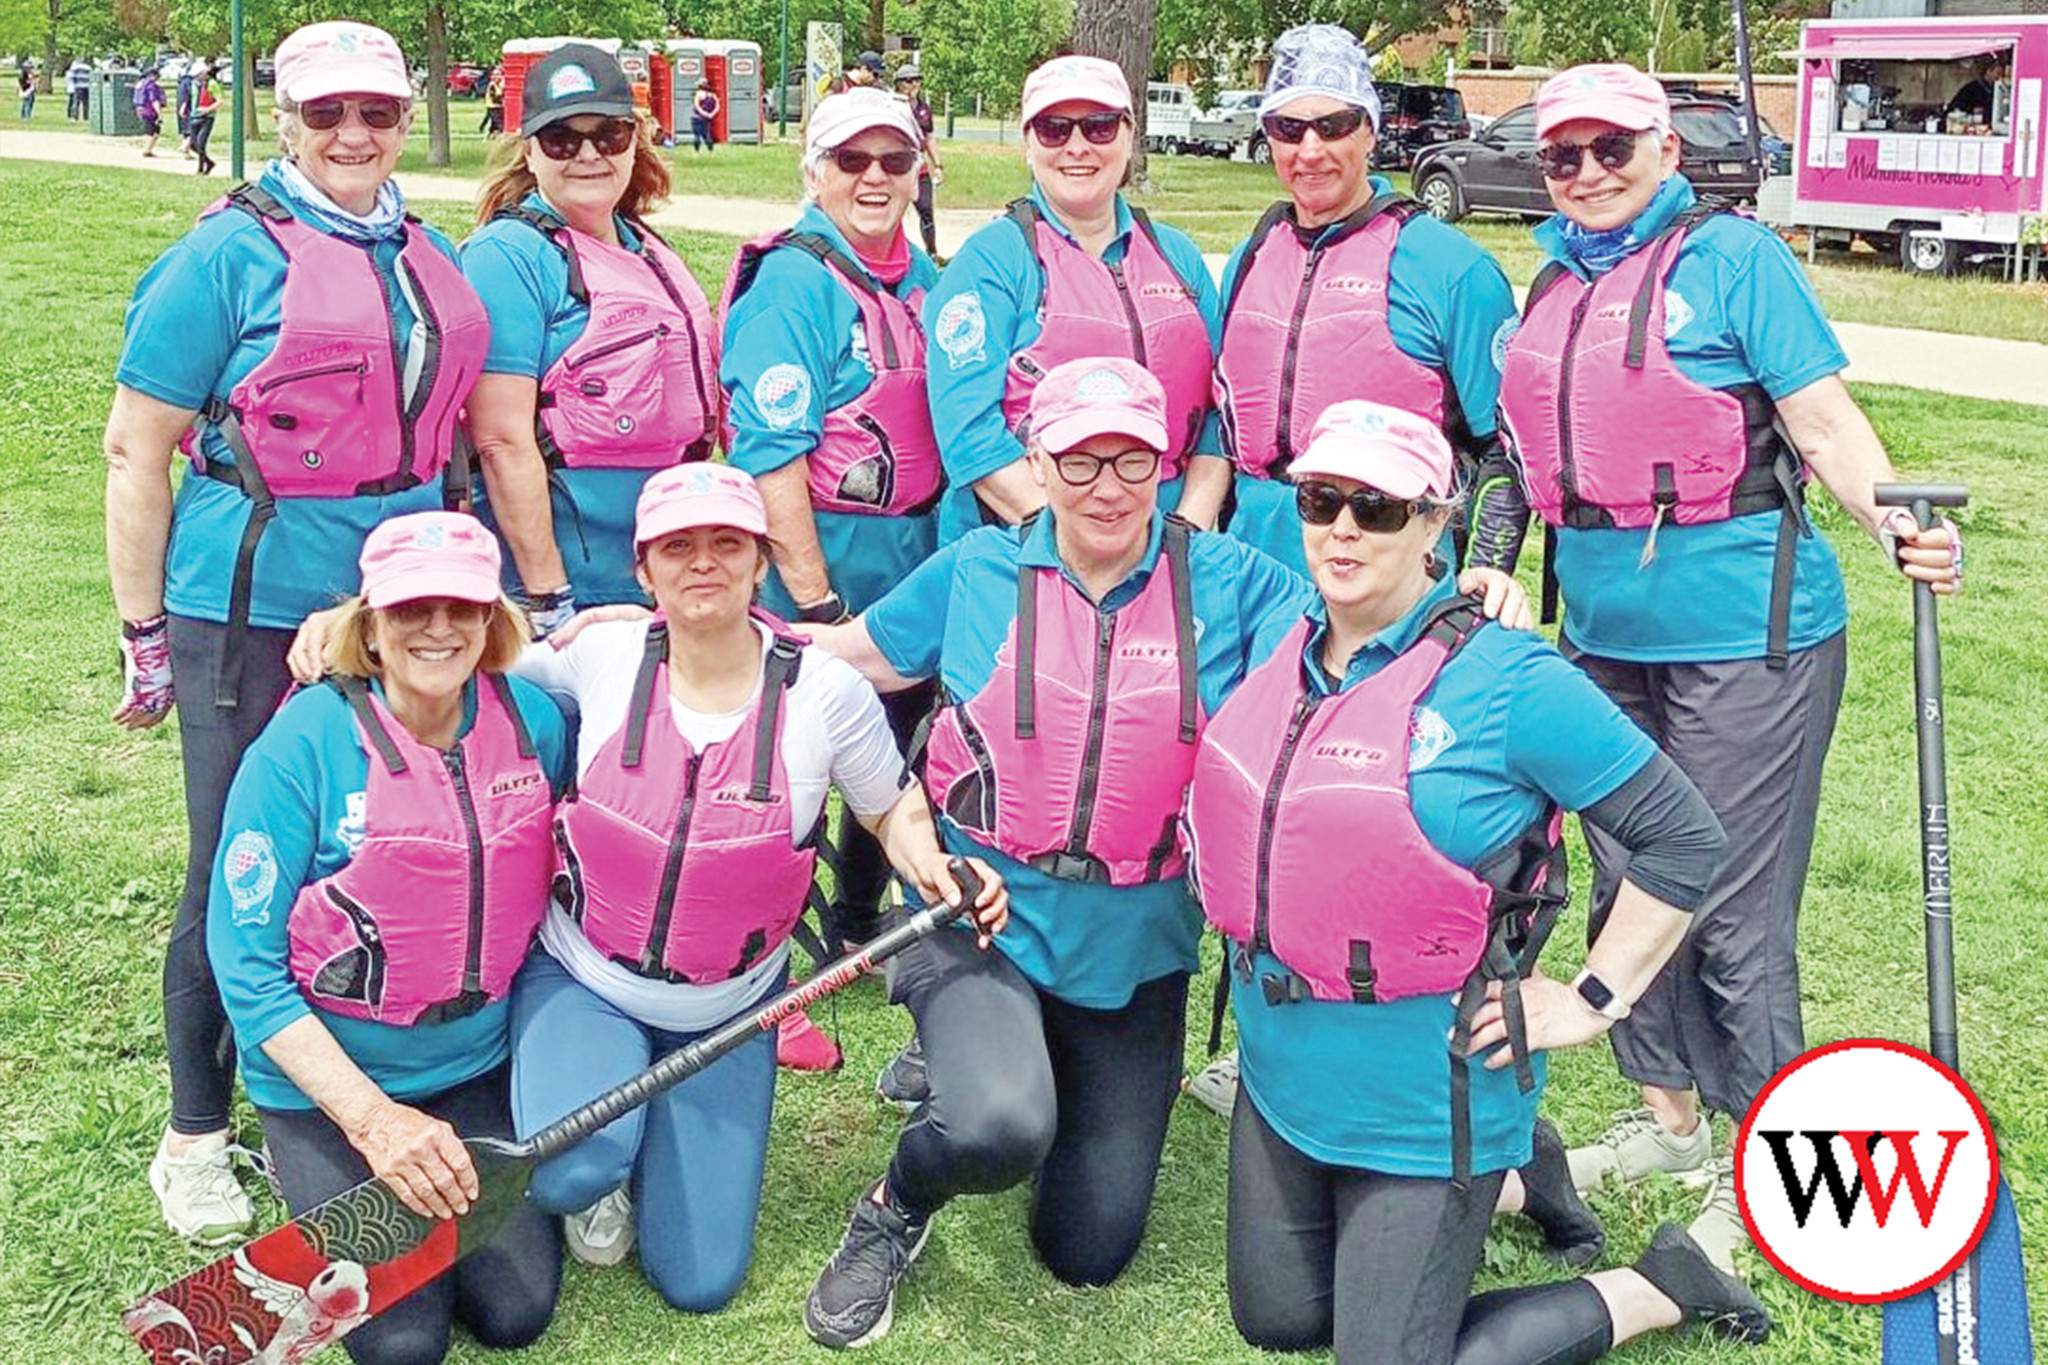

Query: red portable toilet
left=667, top=40, right=709, bottom=139
left=708, top=39, right=762, bottom=144
left=647, top=49, right=673, bottom=143
left=501, top=36, right=626, bottom=136
left=704, top=45, right=731, bottom=143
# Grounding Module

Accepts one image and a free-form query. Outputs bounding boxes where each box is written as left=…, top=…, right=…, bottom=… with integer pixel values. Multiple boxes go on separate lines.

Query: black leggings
left=822, top=681, right=933, bottom=947
left=165, top=616, right=297, bottom=1134
left=259, top=1065, right=560, bottom=1365
left=1228, top=1092, right=1614, bottom=1365
left=883, top=926, right=1187, bottom=1287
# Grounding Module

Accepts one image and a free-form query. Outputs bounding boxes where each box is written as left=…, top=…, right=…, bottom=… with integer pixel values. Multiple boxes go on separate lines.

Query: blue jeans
left=509, top=950, right=779, bottom=1311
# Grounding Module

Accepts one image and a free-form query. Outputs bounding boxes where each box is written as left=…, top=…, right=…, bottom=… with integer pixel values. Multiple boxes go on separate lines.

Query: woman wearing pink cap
left=1485, top=62, right=1962, bottom=1267
left=922, top=55, right=1232, bottom=544
left=206, top=511, right=568, bottom=1365
left=1182, top=400, right=1767, bottom=1365
left=498, top=462, right=1003, bottom=1308
left=105, top=18, right=491, bottom=1243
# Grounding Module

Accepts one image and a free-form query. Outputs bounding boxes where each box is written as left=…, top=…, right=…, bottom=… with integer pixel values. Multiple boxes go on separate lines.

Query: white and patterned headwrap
left=1260, top=23, right=1382, bottom=130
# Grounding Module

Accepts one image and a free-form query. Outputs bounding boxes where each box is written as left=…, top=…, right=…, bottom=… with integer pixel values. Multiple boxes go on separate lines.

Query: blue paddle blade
left=1884, top=1179, right=2035, bottom=1365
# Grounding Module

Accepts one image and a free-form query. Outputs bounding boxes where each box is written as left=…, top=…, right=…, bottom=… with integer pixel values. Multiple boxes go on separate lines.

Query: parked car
left=1410, top=97, right=1764, bottom=224
left=1143, top=81, right=1196, bottom=153
left=1186, top=88, right=1260, bottom=158
left=254, top=57, right=275, bottom=88
left=447, top=62, right=490, bottom=97
left=1371, top=81, right=1473, bottom=170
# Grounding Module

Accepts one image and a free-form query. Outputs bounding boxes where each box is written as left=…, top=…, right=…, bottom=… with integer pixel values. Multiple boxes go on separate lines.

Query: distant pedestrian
left=18, top=66, right=36, bottom=122
left=893, top=63, right=942, bottom=257
left=135, top=66, right=165, bottom=155
left=174, top=59, right=196, bottom=155
left=188, top=64, right=218, bottom=175
left=68, top=58, right=91, bottom=120
left=690, top=79, right=718, bottom=151
left=481, top=66, right=504, bottom=135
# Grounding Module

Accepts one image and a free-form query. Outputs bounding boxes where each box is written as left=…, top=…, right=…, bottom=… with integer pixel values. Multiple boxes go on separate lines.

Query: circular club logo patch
left=1737, top=1039, right=1999, bottom=1303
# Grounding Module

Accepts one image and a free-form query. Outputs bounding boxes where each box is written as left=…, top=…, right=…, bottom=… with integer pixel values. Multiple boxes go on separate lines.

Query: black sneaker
left=804, top=1180, right=932, bottom=1349
left=1632, top=1222, right=1771, bottom=1345
left=875, top=1036, right=928, bottom=1112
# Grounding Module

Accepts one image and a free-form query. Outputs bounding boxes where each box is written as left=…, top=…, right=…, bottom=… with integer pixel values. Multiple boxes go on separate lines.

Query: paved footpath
left=7, top=128, right=2044, bottom=408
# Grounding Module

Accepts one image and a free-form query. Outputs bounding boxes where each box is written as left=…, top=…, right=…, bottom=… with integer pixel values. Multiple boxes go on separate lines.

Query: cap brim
left=1034, top=411, right=1170, bottom=457
left=809, top=112, right=919, bottom=151
left=285, top=71, right=414, bottom=103
left=1285, top=450, right=1433, bottom=499
left=365, top=570, right=502, bottom=609
left=1535, top=97, right=1662, bottom=139
left=635, top=508, right=769, bottom=545
left=1021, top=91, right=1130, bottom=125
left=524, top=97, right=636, bottom=136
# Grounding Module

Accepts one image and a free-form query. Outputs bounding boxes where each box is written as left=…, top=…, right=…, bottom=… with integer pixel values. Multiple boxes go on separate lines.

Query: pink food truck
left=1759, top=15, right=2046, bottom=274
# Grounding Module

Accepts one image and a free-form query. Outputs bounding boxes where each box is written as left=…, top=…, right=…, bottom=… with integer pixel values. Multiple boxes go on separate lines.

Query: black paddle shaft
left=1874, top=483, right=1967, bottom=1071
left=517, top=858, right=985, bottom=1163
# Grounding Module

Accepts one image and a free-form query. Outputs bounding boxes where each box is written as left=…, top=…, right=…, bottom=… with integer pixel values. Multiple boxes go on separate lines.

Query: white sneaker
left=564, top=1187, right=635, bottom=1267
left=1686, top=1155, right=1749, bottom=1274
left=148, top=1131, right=255, bottom=1245
left=1566, top=1108, right=1712, bottom=1193
left=1181, top=1050, right=1240, bottom=1120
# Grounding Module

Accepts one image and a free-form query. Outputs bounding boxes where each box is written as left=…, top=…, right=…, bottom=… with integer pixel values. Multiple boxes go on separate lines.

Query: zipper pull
left=1638, top=502, right=1667, bottom=569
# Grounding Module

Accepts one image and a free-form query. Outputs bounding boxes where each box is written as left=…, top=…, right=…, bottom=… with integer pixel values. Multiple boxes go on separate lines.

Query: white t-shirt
left=513, top=617, right=911, bottom=1030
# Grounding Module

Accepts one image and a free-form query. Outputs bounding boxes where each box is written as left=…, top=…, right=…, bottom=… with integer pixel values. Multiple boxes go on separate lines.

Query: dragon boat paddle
left=1873, top=485, right=2033, bottom=1365
left=123, top=858, right=988, bottom=1365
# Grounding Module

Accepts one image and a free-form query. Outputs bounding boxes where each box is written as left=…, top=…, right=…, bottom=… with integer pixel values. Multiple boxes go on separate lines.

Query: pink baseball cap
left=635, top=463, right=768, bottom=545
left=1028, top=358, right=1169, bottom=455
left=274, top=21, right=412, bottom=105
left=358, top=512, right=503, bottom=609
left=1535, top=63, right=1671, bottom=139
left=1021, top=55, right=1132, bottom=125
left=1288, top=401, right=1456, bottom=500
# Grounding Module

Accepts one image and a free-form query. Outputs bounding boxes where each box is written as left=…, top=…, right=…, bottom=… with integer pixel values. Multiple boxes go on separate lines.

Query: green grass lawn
left=1, top=157, right=2044, bottom=1364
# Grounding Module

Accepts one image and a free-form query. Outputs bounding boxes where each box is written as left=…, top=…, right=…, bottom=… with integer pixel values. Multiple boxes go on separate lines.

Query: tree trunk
left=43, top=0, right=60, bottom=96
left=1071, top=0, right=1155, bottom=191
left=868, top=0, right=886, bottom=54
left=425, top=0, right=451, bottom=168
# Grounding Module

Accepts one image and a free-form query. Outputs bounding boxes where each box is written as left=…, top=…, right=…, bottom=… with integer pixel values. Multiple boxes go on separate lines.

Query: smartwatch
left=1571, top=968, right=1631, bottom=1021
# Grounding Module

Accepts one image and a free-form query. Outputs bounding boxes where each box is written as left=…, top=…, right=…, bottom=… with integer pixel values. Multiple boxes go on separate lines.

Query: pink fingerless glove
left=120, top=614, right=175, bottom=714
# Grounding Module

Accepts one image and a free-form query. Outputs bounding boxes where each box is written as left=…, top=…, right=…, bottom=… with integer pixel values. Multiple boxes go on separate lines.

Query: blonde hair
left=325, top=594, right=531, bottom=679
left=475, top=118, right=671, bottom=226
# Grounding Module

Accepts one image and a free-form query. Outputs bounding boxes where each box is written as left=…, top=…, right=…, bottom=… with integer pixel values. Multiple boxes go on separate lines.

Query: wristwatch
left=793, top=591, right=850, bottom=626
left=1571, top=968, right=1632, bottom=1021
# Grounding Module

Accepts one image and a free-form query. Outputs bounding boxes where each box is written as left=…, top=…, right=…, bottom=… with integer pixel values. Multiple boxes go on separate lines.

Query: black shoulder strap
left=1623, top=204, right=1730, bottom=370
left=749, top=635, right=805, bottom=801
left=492, top=205, right=590, bottom=305
left=1318, top=190, right=1416, bottom=249
left=1220, top=200, right=1297, bottom=323
left=1013, top=554, right=1040, bottom=741
left=621, top=621, right=669, bottom=769
left=1005, top=198, right=1052, bottom=315
left=783, top=230, right=880, bottom=296
left=1162, top=517, right=1199, bottom=744
left=1127, top=205, right=1207, bottom=304
left=1416, top=594, right=1487, bottom=660
left=483, top=671, right=537, bottom=760
left=334, top=676, right=407, bottom=775
left=228, top=182, right=293, bottom=224
left=1523, top=260, right=1576, bottom=320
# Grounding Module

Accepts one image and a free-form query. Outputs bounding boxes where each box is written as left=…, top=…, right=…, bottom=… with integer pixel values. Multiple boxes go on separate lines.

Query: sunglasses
left=299, top=97, right=406, bottom=132
left=1295, top=481, right=1431, bottom=533
left=533, top=117, right=637, bottom=161
left=1028, top=111, right=1127, bottom=148
left=1259, top=107, right=1369, bottom=144
left=384, top=598, right=493, bottom=629
left=1536, top=129, right=1645, bottom=180
left=830, top=145, right=921, bottom=176
left=1052, top=447, right=1160, bottom=487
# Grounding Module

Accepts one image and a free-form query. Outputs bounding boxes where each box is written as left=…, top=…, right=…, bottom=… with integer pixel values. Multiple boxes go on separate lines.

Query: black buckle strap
left=1347, top=940, right=1377, bottom=1003
left=334, top=676, right=407, bottom=774
left=485, top=671, right=537, bottom=760
left=1764, top=450, right=1806, bottom=672
left=1260, top=971, right=1313, bottom=1007
left=751, top=636, right=804, bottom=800
left=1163, top=517, right=1199, bottom=743
left=1013, top=562, right=1039, bottom=739
left=621, top=621, right=669, bottom=768
left=1026, top=850, right=1109, bottom=883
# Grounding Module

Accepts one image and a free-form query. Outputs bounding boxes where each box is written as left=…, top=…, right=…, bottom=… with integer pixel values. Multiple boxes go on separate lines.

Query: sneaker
left=1181, top=1049, right=1239, bottom=1120
left=1566, top=1107, right=1712, bottom=1193
left=1686, top=1154, right=1749, bottom=1274
left=564, top=1187, right=635, bottom=1267
left=875, top=1036, right=928, bottom=1112
left=777, top=1009, right=843, bottom=1072
left=1632, top=1221, right=1770, bottom=1345
left=1517, top=1119, right=1606, bottom=1267
left=804, top=1180, right=932, bottom=1349
left=148, top=1131, right=255, bottom=1245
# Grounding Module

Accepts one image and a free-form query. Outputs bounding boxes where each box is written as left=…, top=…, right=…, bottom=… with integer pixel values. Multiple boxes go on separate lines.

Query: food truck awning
left=1782, top=35, right=2018, bottom=62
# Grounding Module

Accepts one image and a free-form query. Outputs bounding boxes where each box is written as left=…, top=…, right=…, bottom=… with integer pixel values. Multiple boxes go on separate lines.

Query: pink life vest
left=923, top=518, right=1201, bottom=886
left=553, top=619, right=819, bottom=983
left=500, top=208, right=720, bottom=469
left=999, top=201, right=1214, bottom=481
left=1215, top=196, right=1449, bottom=478
left=1184, top=599, right=1566, bottom=1183
left=191, top=186, right=490, bottom=500
left=287, top=674, right=554, bottom=1027
left=719, top=230, right=943, bottom=516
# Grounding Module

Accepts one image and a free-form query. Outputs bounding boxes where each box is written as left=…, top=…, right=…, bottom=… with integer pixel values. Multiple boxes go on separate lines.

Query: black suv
left=1410, top=98, right=1762, bottom=223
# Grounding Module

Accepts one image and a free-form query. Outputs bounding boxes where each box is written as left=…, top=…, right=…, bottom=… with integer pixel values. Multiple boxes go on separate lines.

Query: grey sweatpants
left=1570, top=631, right=1848, bottom=1120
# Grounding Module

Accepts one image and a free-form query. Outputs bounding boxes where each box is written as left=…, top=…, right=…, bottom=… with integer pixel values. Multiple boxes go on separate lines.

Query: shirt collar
left=1019, top=508, right=1167, bottom=604
left=1301, top=573, right=1461, bottom=695
left=1026, top=181, right=1135, bottom=246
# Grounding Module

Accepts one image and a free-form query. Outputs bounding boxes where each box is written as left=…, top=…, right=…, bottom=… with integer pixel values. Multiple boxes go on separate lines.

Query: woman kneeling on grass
left=210, top=512, right=567, bottom=1365
left=1182, top=402, right=1767, bottom=1365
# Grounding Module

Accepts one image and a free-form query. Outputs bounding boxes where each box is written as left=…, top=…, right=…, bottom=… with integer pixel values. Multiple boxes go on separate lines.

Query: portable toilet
left=711, top=39, right=761, bottom=144
left=501, top=36, right=625, bottom=136
left=647, top=48, right=673, bottom=143
left=704, top=45, right=731, bottom=142
left=617, top=44, right=656, bottom=131
left=666, top=39, right=709, bottom=138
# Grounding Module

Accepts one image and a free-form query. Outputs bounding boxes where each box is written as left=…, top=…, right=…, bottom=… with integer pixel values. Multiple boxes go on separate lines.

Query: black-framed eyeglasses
left=1053, top=447, right=1161, bottom=486
left=1029, top=111, right=1127, bottom=148
left=1295, top=481, right=1430, bottom=532
left=1260, top=107, right=1369, bottom=145
left=300, top=97, right=406, bottom=132
left=1536, top=129, right=1644, bottom=181
left=533, top=117, right=637, bottom=160
left=831, top=145, right=921, bottom=176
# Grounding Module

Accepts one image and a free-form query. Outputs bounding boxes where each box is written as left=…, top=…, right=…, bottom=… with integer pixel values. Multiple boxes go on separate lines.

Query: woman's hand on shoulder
left=1455, top=566, right=1534, bottom=631
left=287, top=604, right=352, bottom=684
left=545, top=602, right=654, bottom=649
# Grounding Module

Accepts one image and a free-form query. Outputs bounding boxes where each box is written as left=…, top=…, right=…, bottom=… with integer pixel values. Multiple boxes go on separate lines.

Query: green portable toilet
left=107, top=67, right=143, bottom=134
